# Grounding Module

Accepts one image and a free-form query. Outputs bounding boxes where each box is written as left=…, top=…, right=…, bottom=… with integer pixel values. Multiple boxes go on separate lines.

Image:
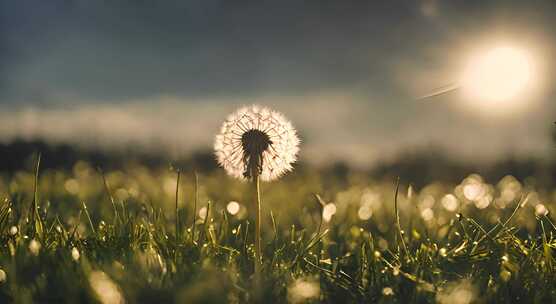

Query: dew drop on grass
left=72, top=247, right=80, bottom=261
left=382, top=287, right=394, bottom=296
left=439, top=248, right=448, bottom=257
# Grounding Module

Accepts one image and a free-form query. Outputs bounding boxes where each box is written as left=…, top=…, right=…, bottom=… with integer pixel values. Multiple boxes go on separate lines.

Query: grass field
left=0, top=157, right=555, bottom=303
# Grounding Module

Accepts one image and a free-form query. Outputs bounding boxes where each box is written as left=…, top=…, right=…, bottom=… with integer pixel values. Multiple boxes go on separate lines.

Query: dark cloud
left=1, top=0, right=447, bottom=103
left=2, top=0, right=555, bottom=104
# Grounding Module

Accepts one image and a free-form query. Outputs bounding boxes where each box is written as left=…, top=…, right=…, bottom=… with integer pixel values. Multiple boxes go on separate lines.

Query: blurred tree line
left=0, top=138, right=555, bottom=188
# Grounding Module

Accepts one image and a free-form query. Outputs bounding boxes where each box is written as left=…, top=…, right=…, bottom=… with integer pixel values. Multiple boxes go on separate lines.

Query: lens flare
left=462, top=47, right=532, bottom=102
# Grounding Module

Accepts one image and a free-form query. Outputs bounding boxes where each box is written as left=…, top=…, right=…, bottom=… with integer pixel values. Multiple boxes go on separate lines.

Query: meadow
left=0, top=156, right=554, bottom=303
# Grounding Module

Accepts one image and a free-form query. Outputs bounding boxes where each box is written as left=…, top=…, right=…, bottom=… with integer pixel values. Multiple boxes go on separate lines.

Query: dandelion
left=214, top=105, right=299, bottom=278
left=214, top=105, right=299, bottom=182
left=29, top=239, right=41, bottom=256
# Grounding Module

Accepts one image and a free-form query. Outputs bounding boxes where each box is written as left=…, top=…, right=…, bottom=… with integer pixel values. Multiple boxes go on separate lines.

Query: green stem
left=394, top=177, right=409, bottom=260
left=254, top=174, right=262, bottom=277
left=192, top=172, right=198, bottom=244
left=30, top=153, right=43, bottom=237
left=175, top=169, right=181, bottom=240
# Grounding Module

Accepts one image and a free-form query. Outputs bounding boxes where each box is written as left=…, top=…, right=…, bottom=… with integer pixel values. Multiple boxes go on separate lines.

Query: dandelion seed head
left=214, top=105, right=299, bottom=182
left=9, top=226, right=18, bottom=236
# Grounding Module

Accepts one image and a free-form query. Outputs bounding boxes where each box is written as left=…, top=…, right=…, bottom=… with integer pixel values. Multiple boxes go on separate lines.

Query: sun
left=461, top=46, right=532, bottom=104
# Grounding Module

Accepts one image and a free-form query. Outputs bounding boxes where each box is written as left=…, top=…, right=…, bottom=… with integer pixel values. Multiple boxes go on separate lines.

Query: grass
left=0, top=157, right=555, bottom=303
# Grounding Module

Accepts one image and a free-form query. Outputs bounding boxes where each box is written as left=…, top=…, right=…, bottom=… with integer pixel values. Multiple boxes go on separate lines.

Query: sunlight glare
left=462, top=46, right=532, bottom=107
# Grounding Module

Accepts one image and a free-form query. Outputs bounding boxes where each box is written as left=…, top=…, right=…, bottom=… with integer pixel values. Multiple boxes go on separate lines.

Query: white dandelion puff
left=214, top=105, right=300, bottom=182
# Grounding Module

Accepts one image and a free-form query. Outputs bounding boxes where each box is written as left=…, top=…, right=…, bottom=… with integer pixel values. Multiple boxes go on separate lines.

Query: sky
left=1, top=0, right=555, bottom=166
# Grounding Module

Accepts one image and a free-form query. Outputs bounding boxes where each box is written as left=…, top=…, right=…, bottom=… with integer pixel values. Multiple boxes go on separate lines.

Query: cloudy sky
left=1, top=0, right=555, bottom=166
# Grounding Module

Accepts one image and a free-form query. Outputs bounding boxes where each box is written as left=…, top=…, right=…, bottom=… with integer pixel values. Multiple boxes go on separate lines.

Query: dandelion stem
left=254, top=174, right=262, bottom=278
